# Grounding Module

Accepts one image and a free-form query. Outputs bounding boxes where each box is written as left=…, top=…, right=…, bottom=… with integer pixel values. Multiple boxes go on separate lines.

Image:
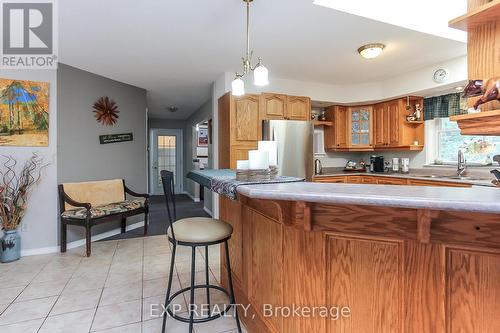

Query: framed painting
left=0, top=78, right=50, bottom=146
left=197, top=125, right=208, bottom=147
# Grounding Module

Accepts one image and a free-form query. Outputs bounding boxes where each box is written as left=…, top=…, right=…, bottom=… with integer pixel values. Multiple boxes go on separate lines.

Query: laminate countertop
left=313, top=169, right=496, bottom=187
left=237, top=182, right=500, bottom=214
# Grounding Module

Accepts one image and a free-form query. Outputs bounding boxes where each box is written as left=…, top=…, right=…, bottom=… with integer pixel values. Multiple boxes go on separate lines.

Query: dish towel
left=210, top=176, right=304, bottom=200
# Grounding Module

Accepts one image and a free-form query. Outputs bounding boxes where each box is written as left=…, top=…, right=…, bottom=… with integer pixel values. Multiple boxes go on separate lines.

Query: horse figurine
left=463, top=77, right=500, bottom=109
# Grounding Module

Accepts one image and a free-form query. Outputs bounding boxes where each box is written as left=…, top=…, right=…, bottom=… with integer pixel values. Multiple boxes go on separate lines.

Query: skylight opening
left=313, top=0, right=467, bottom=42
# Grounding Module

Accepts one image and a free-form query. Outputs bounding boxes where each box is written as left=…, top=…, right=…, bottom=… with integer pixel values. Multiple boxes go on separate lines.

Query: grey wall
left=57, top=64, right=148, bottom=243
left=184, top=99, right=213, bottom=213
left=148, top=118, right=186, bottom=130
left=0, top=69, right=58, bottom=255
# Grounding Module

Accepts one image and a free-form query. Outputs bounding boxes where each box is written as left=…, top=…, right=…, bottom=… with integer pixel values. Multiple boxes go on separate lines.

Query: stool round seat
left=167, top=217, right=233, bottom=243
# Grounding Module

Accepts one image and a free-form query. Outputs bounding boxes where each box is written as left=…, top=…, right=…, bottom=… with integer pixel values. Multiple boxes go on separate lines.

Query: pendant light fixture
left=231, top=0, right=269, bottom=96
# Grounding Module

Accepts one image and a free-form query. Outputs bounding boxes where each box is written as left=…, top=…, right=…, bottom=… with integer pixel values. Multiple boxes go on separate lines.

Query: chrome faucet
left=457, top=150, right=467, bottom=177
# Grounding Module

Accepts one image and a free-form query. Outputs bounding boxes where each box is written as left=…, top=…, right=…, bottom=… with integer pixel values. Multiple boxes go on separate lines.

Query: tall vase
left=0, top=229, right=21, bottom=263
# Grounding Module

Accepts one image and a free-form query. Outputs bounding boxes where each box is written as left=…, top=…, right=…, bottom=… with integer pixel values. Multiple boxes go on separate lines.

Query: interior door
left=150, top=129, right=183, bottom=195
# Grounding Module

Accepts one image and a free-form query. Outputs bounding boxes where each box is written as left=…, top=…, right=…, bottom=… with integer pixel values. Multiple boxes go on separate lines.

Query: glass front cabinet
left=348, top=106, right=373, bottom=149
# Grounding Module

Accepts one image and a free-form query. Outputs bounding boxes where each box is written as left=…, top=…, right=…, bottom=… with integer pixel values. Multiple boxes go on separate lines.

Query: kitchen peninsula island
left=209, top=178, right=500, bottom=333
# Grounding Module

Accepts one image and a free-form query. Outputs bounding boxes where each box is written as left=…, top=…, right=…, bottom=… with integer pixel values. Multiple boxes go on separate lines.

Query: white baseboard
left=203, top=207, right=213, bottom=217
left=183, top=191, right=200, bottom=202
left=20, top=221, right=144, bottom=257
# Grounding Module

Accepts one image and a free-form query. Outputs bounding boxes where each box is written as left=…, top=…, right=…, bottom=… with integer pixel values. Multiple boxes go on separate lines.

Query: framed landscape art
left=0, top=78, right=50, bottom=146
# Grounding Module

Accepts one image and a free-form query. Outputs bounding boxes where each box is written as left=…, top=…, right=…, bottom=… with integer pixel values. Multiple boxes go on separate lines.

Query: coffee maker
left=370, top=155, right=385, bottom=173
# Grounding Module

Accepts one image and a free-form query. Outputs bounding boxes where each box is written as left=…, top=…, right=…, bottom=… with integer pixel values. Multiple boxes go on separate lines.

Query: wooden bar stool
left=160, top=170, right=242, bottom=333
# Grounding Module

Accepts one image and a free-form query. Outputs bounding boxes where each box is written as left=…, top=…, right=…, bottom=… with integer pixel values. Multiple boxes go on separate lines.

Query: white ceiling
left=59, top=0, right=467, bottom=119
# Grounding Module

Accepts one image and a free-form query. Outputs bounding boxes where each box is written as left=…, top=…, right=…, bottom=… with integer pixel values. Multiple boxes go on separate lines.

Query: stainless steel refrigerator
left=262, top=120, right=314, bottom=181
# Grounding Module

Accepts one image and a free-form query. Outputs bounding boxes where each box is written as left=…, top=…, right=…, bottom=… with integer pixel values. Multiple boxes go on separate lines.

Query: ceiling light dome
left=358, top=43, right=385, bottom=59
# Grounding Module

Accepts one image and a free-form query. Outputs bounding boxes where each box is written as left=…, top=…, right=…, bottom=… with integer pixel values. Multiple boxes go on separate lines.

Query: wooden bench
left=58, top=179, right=149, bottom=256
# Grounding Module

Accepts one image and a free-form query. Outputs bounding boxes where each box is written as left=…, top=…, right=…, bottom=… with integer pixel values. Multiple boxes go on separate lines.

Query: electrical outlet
left=20, top=223, right=28, bottom=233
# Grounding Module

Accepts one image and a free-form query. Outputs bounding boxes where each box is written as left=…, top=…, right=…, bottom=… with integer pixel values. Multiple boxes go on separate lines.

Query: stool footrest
left=165, top=284, right=235, bottom=324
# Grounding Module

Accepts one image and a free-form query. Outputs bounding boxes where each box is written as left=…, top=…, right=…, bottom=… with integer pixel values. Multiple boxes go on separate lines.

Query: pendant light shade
left=231, top=77, right=245, bottom=96
left=253, top=63, right=269, bottom=86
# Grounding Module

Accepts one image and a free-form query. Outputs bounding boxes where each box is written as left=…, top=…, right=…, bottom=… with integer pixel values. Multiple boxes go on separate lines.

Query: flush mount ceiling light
left=167, top=106, right=178, bottom=113
left=231, top=0, right=269, bottom=96
left=357, top=43, right=385, bottom=59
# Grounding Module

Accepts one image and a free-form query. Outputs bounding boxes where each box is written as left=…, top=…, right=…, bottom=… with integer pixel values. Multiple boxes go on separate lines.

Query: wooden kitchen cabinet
left=219, top=93, right=261, bottom=168
left=324, top=105, right=349, bottom=150
left=313, top=174, right=472, bottom=188
left=374, top=97, right=425, bottom=150
left=219, top=91, right=311, bottom=169
left=374, top=102, right=388, bottom=147
left=314, top=176, right=346, bottom=183
left=259, top=93, right=287, bottom=120
left=348, top=106, right=374, bottom=150
left=286, top=95, right=311, bottom=120
left=325, top=105, right=374, bottom=151
left=259, top=94, right=311, bottom=121
left=230, top=94, right=261, bottom=145
left=376, top=177, right=407, bottom=185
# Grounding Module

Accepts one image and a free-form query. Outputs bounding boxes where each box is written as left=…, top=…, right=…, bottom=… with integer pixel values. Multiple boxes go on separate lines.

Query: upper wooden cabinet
left=232, top=94, right=261, bottom=145
left=219, top=92, right=311, bottom=169
left=374, top=103, right=388, bottom=147
left=219, top=93, right=261, bottom=169
left=325, top=105, right=348, bottom=150
left=325, top=105, right=373, bottom=151
left=286, top=96, right=311, bottom=120
left=348, top=106, right=373, bottom=150
left=259, top=94, right=311, bottom=121
left=328, top=97, right=425, bottom=152
left=259, top=93, right=287, bottom=119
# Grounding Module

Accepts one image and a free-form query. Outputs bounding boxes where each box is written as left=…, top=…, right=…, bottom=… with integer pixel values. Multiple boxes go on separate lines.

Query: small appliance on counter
left=344, top=160, right=367, bottom=172
left=392, top=158, right=400, bottom=172
left=314, top=159, right=322, bottom=175
left=370, top=155, right=385, bottom=173
left=401, top=158, right=410, bottom=174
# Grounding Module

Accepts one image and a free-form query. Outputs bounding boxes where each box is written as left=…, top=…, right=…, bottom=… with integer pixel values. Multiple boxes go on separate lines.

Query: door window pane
left=158, top=135, right=176, bottom=186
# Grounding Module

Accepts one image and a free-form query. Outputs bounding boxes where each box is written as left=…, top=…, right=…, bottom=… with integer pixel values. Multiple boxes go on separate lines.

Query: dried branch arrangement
left=0, top=154, right=46, bottom=231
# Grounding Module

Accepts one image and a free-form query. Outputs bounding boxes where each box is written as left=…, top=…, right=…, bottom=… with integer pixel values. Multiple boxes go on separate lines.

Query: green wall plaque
left=99, top=133, right=133, bottom=144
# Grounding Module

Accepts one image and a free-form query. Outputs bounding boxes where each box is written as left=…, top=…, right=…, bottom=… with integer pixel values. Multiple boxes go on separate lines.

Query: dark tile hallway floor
left=103, top=195, right=210, bottom=241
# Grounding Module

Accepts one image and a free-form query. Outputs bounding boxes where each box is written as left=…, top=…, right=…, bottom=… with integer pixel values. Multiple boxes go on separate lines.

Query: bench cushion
left=62, top=179, right=125, bottom=211
left=61, top=199, right=145, bottom=219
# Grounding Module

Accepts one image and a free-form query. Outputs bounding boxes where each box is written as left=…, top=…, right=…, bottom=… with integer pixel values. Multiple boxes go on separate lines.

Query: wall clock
left=433, top=68, right=449, bottom=83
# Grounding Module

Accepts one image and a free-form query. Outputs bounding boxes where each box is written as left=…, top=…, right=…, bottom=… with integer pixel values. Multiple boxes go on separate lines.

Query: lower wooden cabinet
left=407, top=179, right=471, bottom=187
left=376, top=177, right=407, bottom=185
left=313, top=175, right=471, bottom=187
left=220, top=197, right=500, bottom=333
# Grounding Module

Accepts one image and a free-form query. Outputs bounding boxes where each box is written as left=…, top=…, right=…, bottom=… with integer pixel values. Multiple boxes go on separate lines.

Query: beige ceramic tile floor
left=0, top=235, right=247, bottom=333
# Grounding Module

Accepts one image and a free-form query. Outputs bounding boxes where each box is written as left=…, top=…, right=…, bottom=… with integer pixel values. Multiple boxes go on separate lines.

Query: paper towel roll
left=258, top=141, right=278, bottom=166
left=248, top=150, right=269, bottom=170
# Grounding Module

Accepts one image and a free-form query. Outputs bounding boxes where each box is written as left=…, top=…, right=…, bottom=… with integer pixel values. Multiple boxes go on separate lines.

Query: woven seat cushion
left=61, top=199, right=145, bottom=219
left=167, top=217, right=233, bottom=243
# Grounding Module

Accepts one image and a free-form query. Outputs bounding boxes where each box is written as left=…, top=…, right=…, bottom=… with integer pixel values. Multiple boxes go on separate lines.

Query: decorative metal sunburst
left=92, top=96, right=119, bottom=126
